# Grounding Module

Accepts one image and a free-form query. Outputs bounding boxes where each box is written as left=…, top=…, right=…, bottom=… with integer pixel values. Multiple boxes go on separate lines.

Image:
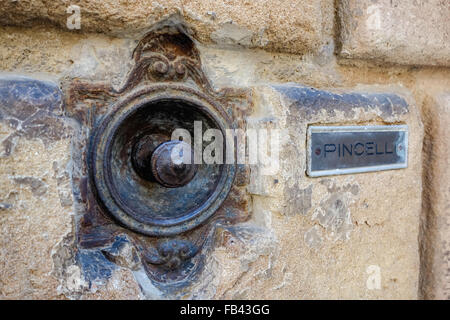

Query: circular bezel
left=89, top=84, right=236, bottom=236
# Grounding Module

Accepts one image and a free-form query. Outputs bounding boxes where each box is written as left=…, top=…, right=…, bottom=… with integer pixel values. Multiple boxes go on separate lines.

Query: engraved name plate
left=307, top=125, right=408, bottom=177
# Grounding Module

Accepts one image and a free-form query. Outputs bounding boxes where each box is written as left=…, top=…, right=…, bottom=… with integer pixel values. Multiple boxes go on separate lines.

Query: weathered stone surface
left=338, top=0, right=450, bottom=66
left=0, top=76, right=149, bottom=299
left=0, top=0, right=333, bottom=55
left=0, top=75, right=425, bottom=299
left=0, top=76, right=72, bottom=299
left=0, top=138, right=72, bottom=299
left=420, top=93, right=450, bottom=300
left=0, top=13, right=443, bottom=298
left=0, top=76, right=71, bottom=147
left=235, top=84, right=423, bottom=299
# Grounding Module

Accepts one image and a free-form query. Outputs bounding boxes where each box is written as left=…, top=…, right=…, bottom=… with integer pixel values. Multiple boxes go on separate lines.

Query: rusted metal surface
left=90, top=87, right=236, bottom=236
left=143, top=239, right=198, bottom=271
left=131, top=133, right=168, bottom=182
left=63, top=26, right=252, bottom=289
left=149, top=141, right=197, bottom=188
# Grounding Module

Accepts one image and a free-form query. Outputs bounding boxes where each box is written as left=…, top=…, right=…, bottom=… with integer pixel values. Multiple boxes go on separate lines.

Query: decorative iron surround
left=63, top=26, right=251, bottom=286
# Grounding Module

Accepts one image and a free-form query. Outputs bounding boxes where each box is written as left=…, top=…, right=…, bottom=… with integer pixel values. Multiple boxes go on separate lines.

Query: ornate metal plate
left=307, top=125, right=408, bottom=177
left=63, top=27, right=251, bottom=286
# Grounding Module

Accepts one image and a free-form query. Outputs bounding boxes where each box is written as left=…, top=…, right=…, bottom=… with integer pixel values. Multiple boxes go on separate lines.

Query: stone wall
left=0, top=0, right=449, bottom=299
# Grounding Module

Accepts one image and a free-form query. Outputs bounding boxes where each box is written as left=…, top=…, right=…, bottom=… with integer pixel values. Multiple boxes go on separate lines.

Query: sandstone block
left=0, top=0, right=333, bottom=55
left=338, top=0, right=450, bottom=66
left=240, top=84, right=423, bottom=299
left=0, top=76, right=72, bottom=299
left=421, top=93, right=450, bottom=299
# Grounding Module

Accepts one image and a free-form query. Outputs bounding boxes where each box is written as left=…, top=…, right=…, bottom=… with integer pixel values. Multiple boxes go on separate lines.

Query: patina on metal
left=143, top=239, right=198, bottom=271
left=90, top=91, right=236, bottom=236
left=62, top=26, right=251, bottom=286
left=150, top=140, right=197, bottom=188
left=307, top=125, right=408, bottom=177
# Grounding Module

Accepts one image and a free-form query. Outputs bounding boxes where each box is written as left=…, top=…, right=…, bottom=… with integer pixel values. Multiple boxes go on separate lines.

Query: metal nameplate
left=307, top=125, right=408, bottom=177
